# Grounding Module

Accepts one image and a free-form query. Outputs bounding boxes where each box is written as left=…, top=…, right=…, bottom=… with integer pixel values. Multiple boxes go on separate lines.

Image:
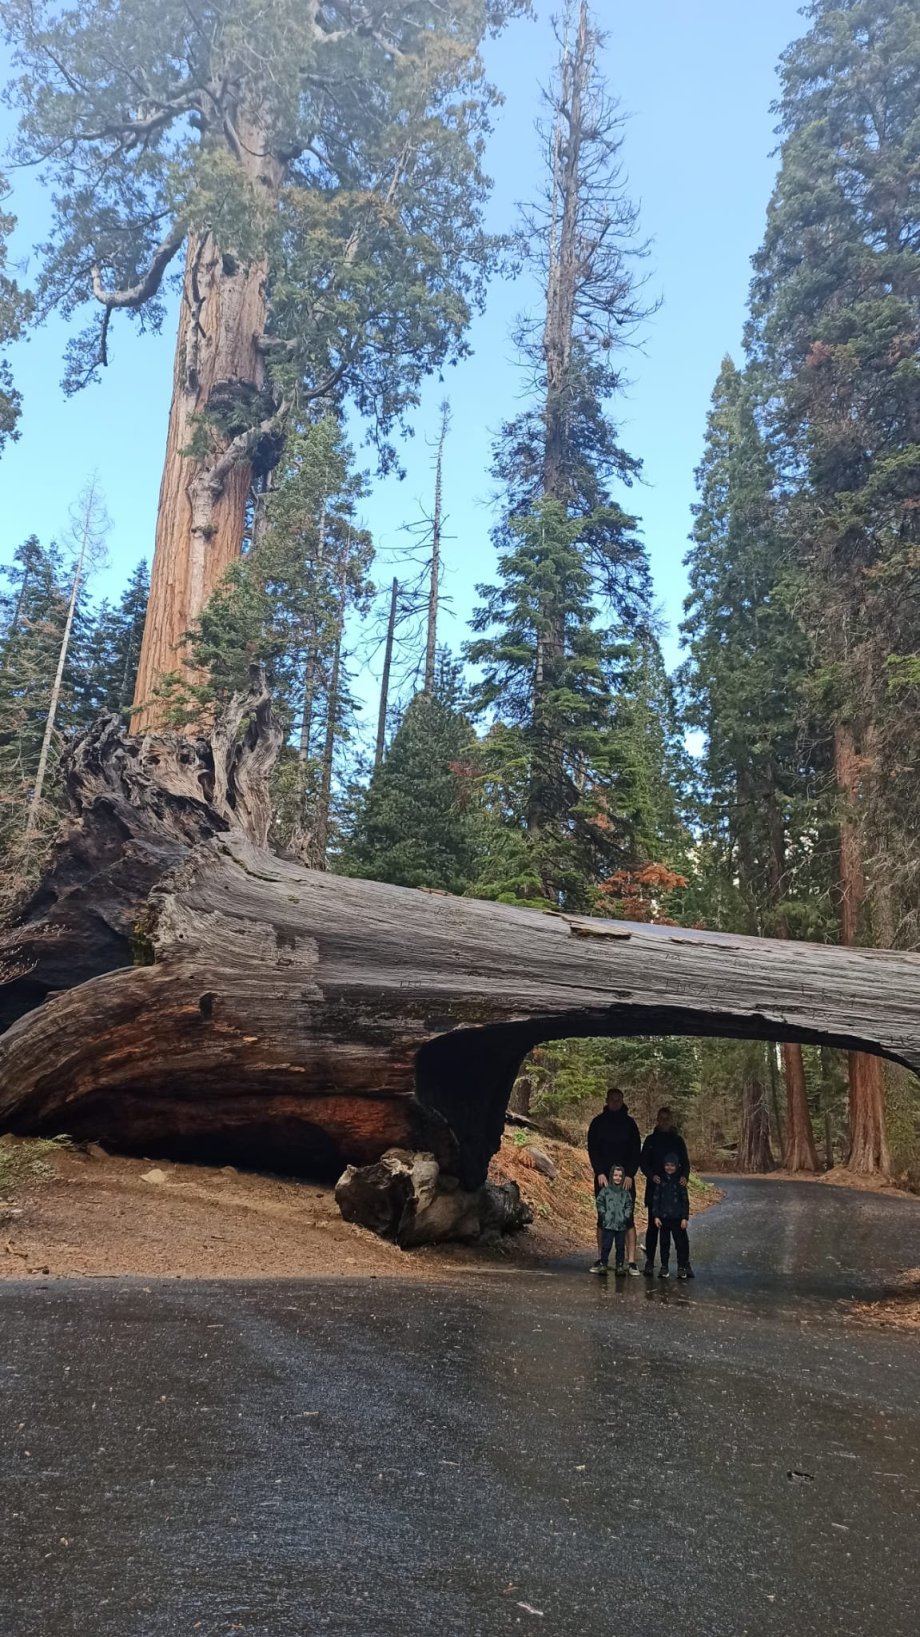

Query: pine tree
left=0, top=537, right=70, bottom=854
left=26, top=479, right=111, bottom=834
left=469, top=3, right=656, bottom=909
left=469, top=500, right=650, bottom=910
left=0, top=0, right=527, bottom=723
left=341, top=662, right=480, bottom=894
left=682, top=358, right=822, bottom=1170
left=81, top=561, right=150, bottom=719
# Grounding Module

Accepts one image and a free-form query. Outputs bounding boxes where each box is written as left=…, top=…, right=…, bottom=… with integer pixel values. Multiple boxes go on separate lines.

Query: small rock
left=220, top=1165, right=238, bottom=1176
left=523, top=1144, right=556, bottom=1180
left=141, top=1169, right=168, bottom=1186
left=85, top=1143, right=108, bottom=1160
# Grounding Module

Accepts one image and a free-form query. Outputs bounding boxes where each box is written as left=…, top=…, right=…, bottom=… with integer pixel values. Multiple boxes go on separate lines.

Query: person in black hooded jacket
left=650, top=1154, right=694, bottom=1280
left=640, top=1106, right=690, bottom=1275
left=587, top=1088, right=641, bottom=1273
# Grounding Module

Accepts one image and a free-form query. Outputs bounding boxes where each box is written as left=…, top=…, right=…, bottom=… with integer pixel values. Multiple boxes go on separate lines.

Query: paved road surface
left=2, top=1179, right=920, bottom=1637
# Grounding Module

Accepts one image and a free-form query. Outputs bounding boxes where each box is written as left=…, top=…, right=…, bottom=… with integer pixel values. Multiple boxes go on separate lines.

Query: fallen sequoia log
left=3, top=692, right=920, bottom=1190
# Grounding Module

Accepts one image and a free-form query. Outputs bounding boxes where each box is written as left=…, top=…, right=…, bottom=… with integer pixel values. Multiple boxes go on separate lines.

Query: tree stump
left=334, top=1149, right=532, bottom=1247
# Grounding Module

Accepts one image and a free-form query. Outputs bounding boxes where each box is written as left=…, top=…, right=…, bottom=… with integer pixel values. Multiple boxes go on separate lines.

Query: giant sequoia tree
left=1, top=0, right=527, bottom=724
left=748, top=0, right=920, bottom=1173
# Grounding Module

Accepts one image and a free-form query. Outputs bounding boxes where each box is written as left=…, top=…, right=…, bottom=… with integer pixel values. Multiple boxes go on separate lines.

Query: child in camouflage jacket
left=593, top=1163, right=635, bottom=1275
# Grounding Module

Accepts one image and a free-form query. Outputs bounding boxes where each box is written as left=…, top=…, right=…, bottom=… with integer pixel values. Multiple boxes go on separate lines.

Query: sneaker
left=678, top=1268, right=689, bottom=1281
left=642, top=1262, right=655, bottom=1278
left=658, top=1268, right=670, bottom=1280
left=589, top=1260, right=608, bottom=1275
left=681, top=1265, right=695, bottom=1280
left=614, top=1262, right=626, bottom=1276
left=627, top=1262, right=640, bottom=1277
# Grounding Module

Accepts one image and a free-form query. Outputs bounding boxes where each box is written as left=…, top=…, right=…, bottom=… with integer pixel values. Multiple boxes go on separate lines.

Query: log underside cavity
left=3, top=700, right=920, bottom=1188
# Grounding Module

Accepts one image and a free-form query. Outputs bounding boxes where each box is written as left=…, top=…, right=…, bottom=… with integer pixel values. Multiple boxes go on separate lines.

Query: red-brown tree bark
left=133, top=118, right=284, bottom=728
left=738, top=1069, right=775, bottom=1173
left=836, top=722, right=891, bottom=1175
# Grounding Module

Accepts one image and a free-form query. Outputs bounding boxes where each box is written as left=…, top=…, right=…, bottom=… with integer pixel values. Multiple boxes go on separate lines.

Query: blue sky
left=0, top=0, right=805, bottom=698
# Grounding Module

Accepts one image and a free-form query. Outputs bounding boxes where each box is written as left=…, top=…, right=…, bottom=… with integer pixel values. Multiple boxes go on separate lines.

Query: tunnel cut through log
left=3, top=698, right=920, bottom=1187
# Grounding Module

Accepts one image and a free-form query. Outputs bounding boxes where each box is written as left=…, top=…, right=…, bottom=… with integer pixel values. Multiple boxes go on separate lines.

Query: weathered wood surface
left=0, top=675, right=279, bottom=1032
left=3, top=698, right=920, bottom=1186
left=334, top=1149, right=532, bottom=1246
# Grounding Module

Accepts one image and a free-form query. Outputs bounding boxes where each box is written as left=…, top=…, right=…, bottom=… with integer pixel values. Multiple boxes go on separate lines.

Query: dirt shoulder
left=850, top=1273, right=920, bottom=1331
left=0, top=1132, right=720, bottom=1280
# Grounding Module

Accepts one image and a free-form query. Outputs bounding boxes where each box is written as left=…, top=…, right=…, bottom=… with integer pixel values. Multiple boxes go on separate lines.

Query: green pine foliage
left=749, top=0, right=920, bottom=948
left=0, top=178, right=30, bottom=450
left=0, top=534, right=110, bottom=856
left=172, top=416, right=373, bottom=858
left=681, top=357, right=835, bottom=943
left=80, top=561, right=149, bottom=719
left=184, top=420, right=371, bottom=719
left=341, top=663, right=480, bottom=893
left=469, top=499, right=658, bottom=910
left=0, top=537, right=67, bottom=849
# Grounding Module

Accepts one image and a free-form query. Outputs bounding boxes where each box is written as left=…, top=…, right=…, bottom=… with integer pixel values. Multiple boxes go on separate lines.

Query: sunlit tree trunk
left=375, top=576, right=399, bottom=770
left=133, top=119, right=283, bottom=728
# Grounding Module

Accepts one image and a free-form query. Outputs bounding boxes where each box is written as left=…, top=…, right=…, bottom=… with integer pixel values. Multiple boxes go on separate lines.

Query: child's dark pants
left=657, top=1218, right=689, bottom=1269
left=600, top=1228, right=626, bottom=1266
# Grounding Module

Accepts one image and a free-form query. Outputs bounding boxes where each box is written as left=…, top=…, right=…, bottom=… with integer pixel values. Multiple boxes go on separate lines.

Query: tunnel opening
left=414, top=1001, right=918, bottom=1189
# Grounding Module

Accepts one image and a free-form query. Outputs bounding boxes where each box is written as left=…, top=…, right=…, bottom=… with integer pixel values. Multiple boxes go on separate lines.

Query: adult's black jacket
left=639, top=1128, right=690, bottom=1205
left=587, top=1106, right=641, bottom=1181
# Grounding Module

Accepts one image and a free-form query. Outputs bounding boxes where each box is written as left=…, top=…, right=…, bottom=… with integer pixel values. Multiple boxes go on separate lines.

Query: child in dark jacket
left=651, top=1155, right=694, bottom=1280
left=591, top=1164, right=635, bottom=1275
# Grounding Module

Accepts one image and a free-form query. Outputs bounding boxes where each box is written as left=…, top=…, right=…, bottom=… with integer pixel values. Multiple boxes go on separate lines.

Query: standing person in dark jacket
left=640, top=1106, right=690, bottom=1276
left=587, top=1088, right=641, bottom=1275
left=650, top=1154, right=694, bottom=1280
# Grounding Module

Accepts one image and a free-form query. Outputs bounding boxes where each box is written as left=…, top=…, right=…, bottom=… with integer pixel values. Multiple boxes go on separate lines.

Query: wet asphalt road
left=2, top=1179, right=920, bottom=1637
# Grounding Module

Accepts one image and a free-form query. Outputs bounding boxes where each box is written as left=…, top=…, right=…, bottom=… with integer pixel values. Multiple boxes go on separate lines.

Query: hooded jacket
left=587, top=1105, right=641, bottom=1181
left=595, top=1178, right=635, bottom=1233
left=640, top=1127, right=690, bottom=1204
left=651, top=1170, right=690, bottom=1223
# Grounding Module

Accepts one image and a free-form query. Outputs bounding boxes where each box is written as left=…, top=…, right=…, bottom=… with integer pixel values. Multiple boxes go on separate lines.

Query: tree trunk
left=767, top=1045, right=786, bottom=1165
left=311, top=541, right=349, bottom=868
left=133, top=121, right=284, bottom=729
left=424, top=404, right=449, bottom=694
left=819, top=1046, right=837, bottom=1171
left=526, top=0, right=592, bottom=877
left=25, top=549, right=85, bottom=837
left=781, top=1041, right=819, bottom=1171
left=764, top=761, right=818, bottom=1171
left=738, top=1067, right=775, bottom=1173
left=375, top=576, right=399, bottom=770
left=835, top=721, right=891, bottom=1175
left=3, top=713, right=920, bottom=1189
left=542, top=1, right=587, bottom=503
